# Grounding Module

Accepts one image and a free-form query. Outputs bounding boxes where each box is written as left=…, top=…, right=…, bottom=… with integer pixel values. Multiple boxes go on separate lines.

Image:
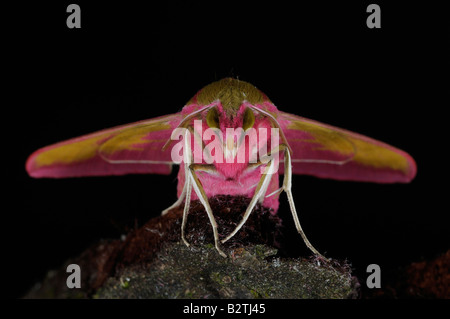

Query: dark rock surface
left=24, top=195, right=359, bottom=299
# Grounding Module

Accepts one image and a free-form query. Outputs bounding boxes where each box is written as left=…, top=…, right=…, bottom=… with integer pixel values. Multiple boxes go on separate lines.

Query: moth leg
left=159, top=116, right=210, bottom=217
left=265, top=187, right=283, bottom=199
left=257, top=172, right=271, bottom=204
left=179, top=129, right=195, bottom=248
left=189, top=164, right=227, bottom=257
left=181, top=168, right=192, bottom=247
left=221, top=158, right=275, bottom=244
left=182, top=164, right=215, bottom=247
left=161, top=180, right=187, bottom=216
left=282, top=146, right=327, bottom=260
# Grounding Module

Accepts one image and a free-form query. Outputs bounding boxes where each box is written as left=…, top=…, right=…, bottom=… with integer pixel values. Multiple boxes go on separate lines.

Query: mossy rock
left=24, top=195, right=359, bottom=299
left=95, top=242, right=358, bottom=299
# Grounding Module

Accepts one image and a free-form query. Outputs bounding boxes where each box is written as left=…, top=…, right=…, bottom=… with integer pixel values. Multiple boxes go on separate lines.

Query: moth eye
left=242, top=108, right=255, bottom=131
left=206, top=107, right=220, bottom=129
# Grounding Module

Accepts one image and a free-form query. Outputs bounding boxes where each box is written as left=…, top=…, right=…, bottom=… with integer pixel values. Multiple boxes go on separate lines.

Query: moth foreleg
left=180, top=128, right=194, bottom=248
left=161, top=180, right=187, bottom=216
left=221, top=158, right=275, bottom=244
left=181, top=167, right=192, bottom=247
left=188, top=164, right=227, bottom=258
left=282, top=146, right=327, bottom=260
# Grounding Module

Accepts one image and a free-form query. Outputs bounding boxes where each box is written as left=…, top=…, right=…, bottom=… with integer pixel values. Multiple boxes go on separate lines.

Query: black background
left=4, top=0, right=449, bottom=305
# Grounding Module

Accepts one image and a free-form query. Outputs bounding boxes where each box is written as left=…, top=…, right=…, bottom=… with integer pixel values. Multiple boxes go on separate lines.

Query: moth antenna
left=97, top=154, right=174, bottom=166
left=247, top=104, right=293, bottom=155
left=163, top=104, right=216, bottom=151
left=249, top=103, right=357, bottom=167
left=291, top=158, right=354, bottom=165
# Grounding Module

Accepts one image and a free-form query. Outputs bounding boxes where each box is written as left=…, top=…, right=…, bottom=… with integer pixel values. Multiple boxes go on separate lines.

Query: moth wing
left=26, top=114, right=183, bottom=178
left=277, top=111, right=416, bottom=183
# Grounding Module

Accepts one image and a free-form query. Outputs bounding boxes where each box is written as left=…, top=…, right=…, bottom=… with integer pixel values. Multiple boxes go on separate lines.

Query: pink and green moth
left=26, top=78, right=417, bottom=258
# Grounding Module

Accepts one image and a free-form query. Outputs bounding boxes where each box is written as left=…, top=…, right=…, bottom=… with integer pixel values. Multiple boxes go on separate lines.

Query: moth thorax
left=217, top=86, right=246, bottom=117
left=191, top=78, right=268, bottom=117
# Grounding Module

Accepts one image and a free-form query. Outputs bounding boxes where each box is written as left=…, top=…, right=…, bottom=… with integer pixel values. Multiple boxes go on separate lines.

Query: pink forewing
left=26, top=114, right=183, bottom=178
left=276, top=111, right=417, bottom=183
